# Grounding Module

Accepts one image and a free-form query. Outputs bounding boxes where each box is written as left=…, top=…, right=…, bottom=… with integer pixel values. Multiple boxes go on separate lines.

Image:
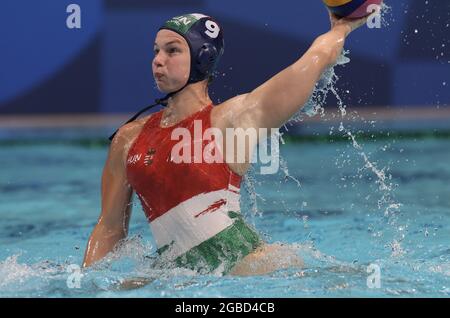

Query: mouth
left=154, top=73, right=165, bottom=81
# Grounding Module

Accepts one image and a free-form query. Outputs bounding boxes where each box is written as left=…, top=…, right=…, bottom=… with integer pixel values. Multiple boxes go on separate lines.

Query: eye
left=168, top=47, right=180, bottom=54
left=153, top=48, right=159, bottom=55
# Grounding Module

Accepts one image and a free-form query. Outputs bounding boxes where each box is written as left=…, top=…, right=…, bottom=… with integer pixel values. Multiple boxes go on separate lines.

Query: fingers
left=327, top=8, right=368, bottom=34
left=350, top=16, right=369, bottom=32
left=337, top=14, right=368, bottom=33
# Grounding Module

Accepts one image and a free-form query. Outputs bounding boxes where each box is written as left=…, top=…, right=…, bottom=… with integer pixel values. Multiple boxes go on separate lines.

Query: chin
left=155, top=83, right=170, bottom=93
left=157, top=82, right=185, bottom=94
left=158, top=88, right=174, bottom=95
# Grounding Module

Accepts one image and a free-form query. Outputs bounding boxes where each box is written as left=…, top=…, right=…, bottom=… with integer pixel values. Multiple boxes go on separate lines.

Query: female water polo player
left=82, top=11, right=368, bottom=276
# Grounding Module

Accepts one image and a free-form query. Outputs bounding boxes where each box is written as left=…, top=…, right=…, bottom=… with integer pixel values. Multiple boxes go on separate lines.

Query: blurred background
left=0, top=0, right=448, bottom=127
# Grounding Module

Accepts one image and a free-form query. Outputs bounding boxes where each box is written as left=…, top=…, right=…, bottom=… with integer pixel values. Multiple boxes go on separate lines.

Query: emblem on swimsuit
left=144, top=148, right=156, bottom=166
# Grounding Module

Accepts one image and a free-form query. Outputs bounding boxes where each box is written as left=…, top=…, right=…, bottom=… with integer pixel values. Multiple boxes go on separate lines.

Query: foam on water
left=0, top=253, right=76, bottom=296
left=0, top=254, right=43, bottom=289
left=0, top=236, right=203, bottom=296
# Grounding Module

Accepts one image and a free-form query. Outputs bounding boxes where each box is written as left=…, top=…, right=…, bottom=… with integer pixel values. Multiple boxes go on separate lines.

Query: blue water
left=1, top=132, right=450, bottom=297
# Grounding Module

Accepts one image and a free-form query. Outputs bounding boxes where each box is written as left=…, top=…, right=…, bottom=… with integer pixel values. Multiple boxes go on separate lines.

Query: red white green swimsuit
left=126, top=104, right=261, bottom=274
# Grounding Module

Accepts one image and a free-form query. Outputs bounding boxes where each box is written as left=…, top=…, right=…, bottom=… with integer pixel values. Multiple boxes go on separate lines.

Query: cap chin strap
left=108, top=78, right=202, bottom=142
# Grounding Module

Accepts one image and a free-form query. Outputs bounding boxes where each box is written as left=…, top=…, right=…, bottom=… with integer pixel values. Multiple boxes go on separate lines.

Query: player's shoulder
left=110, top=113, right=155, bottom=149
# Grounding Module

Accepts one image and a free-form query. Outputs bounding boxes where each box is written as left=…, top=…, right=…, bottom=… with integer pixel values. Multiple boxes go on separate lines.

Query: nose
left=152, top=51, right=165, bottom=68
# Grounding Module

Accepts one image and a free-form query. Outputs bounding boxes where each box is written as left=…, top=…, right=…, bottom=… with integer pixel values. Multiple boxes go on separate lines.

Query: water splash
left=242, top=167, right=264, bottom=218
left=282, top=42, right=406, bottom=259
left=288, top=50, right=351, bottom=121
left=0, top=254, right=42, bottom=289
left=380, top=2, right=393, bottom=28
left=0, top=253, right=68, bottom=295
left=0, top=236, right=196, bottom=296
left=90, top=234, right=155, bottom=270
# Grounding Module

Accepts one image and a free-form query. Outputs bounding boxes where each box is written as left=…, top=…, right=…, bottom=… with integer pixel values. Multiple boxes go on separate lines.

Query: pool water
left=0, top=132, right=449, bottom=297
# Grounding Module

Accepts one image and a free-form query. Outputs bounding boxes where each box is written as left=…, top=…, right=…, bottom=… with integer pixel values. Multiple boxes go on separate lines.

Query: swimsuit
left=126, top=104, right=262, bottom=274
